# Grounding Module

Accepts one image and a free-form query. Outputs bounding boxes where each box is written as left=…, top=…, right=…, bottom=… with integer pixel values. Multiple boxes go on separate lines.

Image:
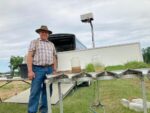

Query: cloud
left=0, top=0, right=150, bottom=72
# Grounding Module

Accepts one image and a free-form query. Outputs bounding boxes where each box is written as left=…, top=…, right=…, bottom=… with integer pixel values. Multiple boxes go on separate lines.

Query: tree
left=9, top=56, right=23, bottom=76
left=142, top=47, right=150, bottom=64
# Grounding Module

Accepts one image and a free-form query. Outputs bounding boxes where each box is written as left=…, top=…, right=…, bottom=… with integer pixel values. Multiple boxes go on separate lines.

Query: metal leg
left=93, top=80, right=96, bottom=103
left=97, top=80, right=106, bottom=113
left=72, top=81, right=77, bottom=95
left=90, top=80, right=104, bottom=113
left=141, top=79, right=147, bottom=113
left=58, top=82, right=63, bottom=113
left=90, top=80, right=106, bottom=113
left=45, top=80, right=52, bottom=113
left=89, top=80, right=97, bottom=113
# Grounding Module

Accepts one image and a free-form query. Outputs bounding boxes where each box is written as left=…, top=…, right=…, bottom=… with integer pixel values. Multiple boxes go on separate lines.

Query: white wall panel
left=57, top=42, right=143, bottom=71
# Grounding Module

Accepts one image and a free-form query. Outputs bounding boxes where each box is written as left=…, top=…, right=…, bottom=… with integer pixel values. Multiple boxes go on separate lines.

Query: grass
left=105, top=65, right=125, bottom=71
left=106, top=61, right=150, bottom=71
left=85, top=61, right=150, bottom=72
left=1, top=78, right=150, bottom=113
left=85, top=63, right=95, bottom=72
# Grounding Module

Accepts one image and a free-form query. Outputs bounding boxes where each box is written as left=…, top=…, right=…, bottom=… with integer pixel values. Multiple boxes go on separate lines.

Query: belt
left=33, top=64, right=52, bottom=67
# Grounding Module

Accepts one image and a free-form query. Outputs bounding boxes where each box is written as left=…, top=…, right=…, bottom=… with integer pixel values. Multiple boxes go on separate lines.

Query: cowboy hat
left=35, top=25, right=52, bottom=34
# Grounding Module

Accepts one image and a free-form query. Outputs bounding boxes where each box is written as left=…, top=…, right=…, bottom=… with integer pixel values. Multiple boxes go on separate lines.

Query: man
left=27, top=25, right=57, bottom=113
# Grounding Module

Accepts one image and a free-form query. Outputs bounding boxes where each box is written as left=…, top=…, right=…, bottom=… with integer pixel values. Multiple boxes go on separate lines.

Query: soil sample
left=71, top=57, right=81, bottom=73
left=72, top=66, right=81, bottom=73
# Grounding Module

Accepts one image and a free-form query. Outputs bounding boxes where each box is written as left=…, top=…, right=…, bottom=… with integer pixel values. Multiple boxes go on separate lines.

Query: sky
left=0, top=0, right=150, bottom=72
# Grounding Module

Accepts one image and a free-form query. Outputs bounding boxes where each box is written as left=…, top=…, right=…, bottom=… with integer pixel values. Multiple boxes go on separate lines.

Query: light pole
left=80, top=13, right=95, bottom=48
left=89, top=20, right=95, bottom=48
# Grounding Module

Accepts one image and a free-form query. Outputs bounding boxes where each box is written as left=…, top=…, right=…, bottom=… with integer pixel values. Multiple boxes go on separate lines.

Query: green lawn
left=0, top=78, right=150, bottom=113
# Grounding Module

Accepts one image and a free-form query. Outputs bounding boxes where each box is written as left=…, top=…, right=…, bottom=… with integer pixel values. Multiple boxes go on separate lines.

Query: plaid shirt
left=28, top=38, right=56, bottom=66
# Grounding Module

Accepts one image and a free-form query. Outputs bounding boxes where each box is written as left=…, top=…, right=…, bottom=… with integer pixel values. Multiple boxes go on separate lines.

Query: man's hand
left=28, top=71, right=35, bottom=80
left=52, top=70, right=57, bottom=75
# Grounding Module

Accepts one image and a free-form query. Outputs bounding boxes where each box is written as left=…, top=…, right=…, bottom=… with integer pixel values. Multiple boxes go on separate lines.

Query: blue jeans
left=28, top=66, right=53, bottom=113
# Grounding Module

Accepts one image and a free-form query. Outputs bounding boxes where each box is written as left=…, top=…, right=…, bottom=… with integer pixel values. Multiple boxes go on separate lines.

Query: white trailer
left=57, top=42, right=143, bottom=71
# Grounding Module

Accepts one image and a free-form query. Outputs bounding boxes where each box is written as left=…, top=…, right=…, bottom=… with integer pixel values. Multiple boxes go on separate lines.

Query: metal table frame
left=45, top=70, right=148, bottom=113
left=120, top=69, right=148, bottom=113
left=45, top=73, right=92, bottom=113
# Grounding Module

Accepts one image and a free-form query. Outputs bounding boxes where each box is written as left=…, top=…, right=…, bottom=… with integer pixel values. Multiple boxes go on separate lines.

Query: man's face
left=39, top=30, right=49, bottom=40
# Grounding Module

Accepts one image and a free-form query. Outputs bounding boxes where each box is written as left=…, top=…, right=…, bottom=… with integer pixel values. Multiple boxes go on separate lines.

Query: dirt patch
left=0, top=81, right=30, bottom=101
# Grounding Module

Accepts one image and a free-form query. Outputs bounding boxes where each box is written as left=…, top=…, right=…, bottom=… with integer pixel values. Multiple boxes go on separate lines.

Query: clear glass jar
left=71, top=57, right=81, bottom=73
left=92, top=55, right=104, bottom=72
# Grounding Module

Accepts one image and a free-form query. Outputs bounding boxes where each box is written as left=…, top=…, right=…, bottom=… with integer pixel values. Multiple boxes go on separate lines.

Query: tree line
left=143, top=47, right=150, bottom=64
